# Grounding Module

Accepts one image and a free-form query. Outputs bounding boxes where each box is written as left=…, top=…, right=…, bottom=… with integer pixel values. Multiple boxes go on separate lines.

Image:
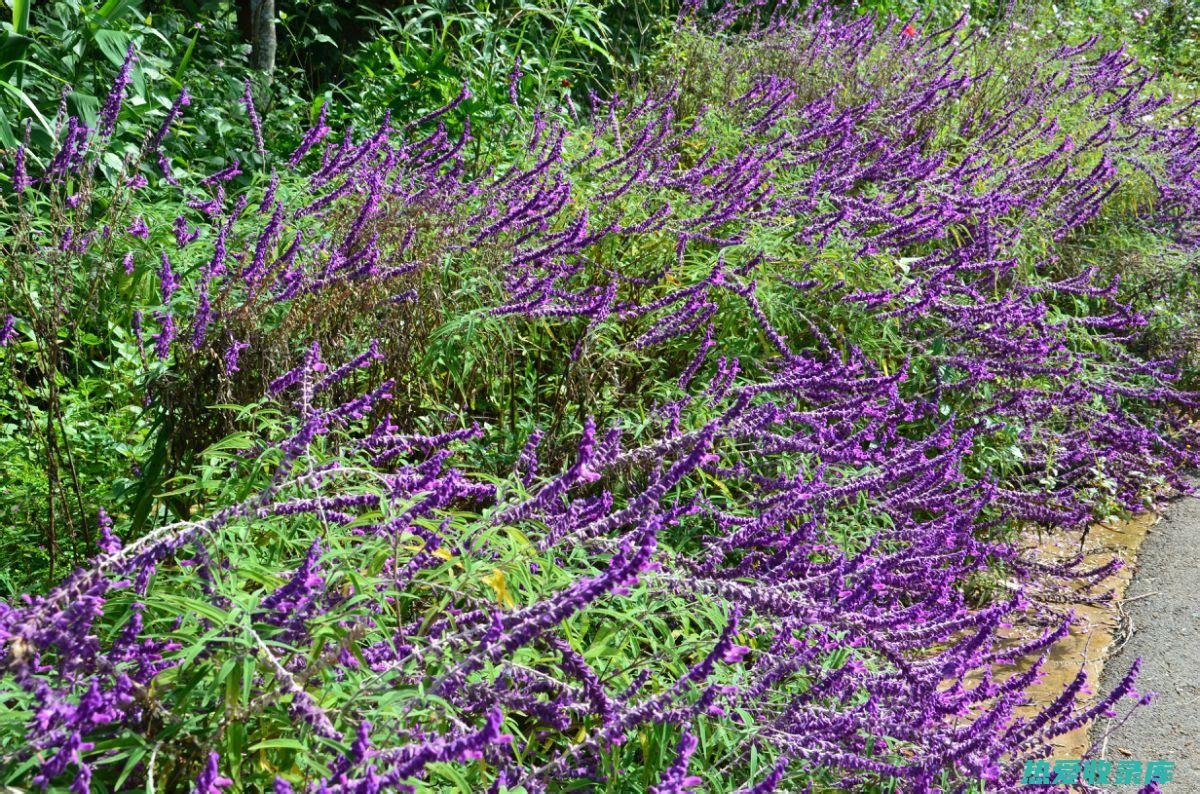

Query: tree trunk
left=236, top=0, right=253, bottom=43
left=248, top=0, right=276, bottom=75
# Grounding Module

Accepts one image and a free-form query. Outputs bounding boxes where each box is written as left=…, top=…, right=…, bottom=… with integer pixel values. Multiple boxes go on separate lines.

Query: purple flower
left=173, top=215, right=199, bottom=247
left=96, top=509, right=120, bottom=555
left=98, top=44, right=137, bottom=137
left=509, top=55, right=524, bottom=106
left=126, top=216, right=149, bottom=239
left=288, top=102, right=330, bottom=167
left=193, top=752, right=232, bottom=794
left=12, top=144, right=28, bottom=193
left=151, top=310, right=174, bottom=360
left=224, top=338, right=250, bottom=374
left=241, top=77, right=266, bottom=156
left=148, top=88, right=192, bottom=169
left=159, top=252, right=179, bottom=303
left=649, top=729, right=702, bottom=794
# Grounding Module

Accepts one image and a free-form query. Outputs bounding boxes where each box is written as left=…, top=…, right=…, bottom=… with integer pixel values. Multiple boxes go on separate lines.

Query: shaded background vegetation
left=0, top=0, right=1196, bottom=595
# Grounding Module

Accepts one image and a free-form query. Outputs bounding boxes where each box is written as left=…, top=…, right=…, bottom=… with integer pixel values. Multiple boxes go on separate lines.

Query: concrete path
left=1092, top=496, right=1200, bottom=790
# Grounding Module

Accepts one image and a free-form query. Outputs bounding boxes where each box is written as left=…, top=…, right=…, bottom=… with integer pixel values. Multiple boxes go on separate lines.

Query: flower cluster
left=3, top=3, right=1199, bottom=793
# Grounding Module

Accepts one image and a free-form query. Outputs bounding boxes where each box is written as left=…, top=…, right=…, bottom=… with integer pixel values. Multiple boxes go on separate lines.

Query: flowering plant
left=2, top=3, right=1199, bottom=791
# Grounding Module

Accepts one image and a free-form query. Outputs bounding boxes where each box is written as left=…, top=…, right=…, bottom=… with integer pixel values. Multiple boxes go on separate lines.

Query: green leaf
left=0, top=102, right=16, bottom=148
left=67, top=91, right=101, bottom=129
left=130, top=413, right=173, bottom=534
left=93, top=29, right=132, bottom=67
left=159, top=594, right=231, bottom=625
left=0, top=33, right=33, bottom=82
left=428, top=762, right=475, bottom=792
left=226, top=721, right=245, bottom=784
left=96, top=0, right=137, bottom=21
left=112, top=745, right=150, bottom=789
left=0, top=77, right=53, bottom=135
left=174, top=24, right=202, bottom=84
left=247, top=738, right=307, bottom=752
left=10, top=0, right=30, bottom=36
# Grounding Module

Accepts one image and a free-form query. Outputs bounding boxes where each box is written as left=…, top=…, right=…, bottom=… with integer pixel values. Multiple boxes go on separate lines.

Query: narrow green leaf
left=174, top=25, right=202, bottom=84
left=11, top=0, right=30, bottom=36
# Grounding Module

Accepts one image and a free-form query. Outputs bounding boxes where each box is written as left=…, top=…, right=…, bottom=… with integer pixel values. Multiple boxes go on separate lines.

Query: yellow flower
left=482, top=568, right=516, bottom=609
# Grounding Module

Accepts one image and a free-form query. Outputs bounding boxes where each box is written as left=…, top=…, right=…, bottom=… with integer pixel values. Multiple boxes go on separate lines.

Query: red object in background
left=562, top=79, right=572, bottom=87
left=901, top=23, right=916, bottom=38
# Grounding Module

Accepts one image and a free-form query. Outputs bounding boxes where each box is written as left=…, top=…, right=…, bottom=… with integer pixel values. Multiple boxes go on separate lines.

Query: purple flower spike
left=193, top=752, right=232, bottom=794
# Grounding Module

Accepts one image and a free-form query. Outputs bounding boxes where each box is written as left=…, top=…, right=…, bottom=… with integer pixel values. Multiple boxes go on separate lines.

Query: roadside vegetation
left=0, top=0, right=1198, bottom=791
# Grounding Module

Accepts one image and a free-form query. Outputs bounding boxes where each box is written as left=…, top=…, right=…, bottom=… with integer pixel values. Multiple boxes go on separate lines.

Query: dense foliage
left=1, top=1, right=1199, bottom=792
